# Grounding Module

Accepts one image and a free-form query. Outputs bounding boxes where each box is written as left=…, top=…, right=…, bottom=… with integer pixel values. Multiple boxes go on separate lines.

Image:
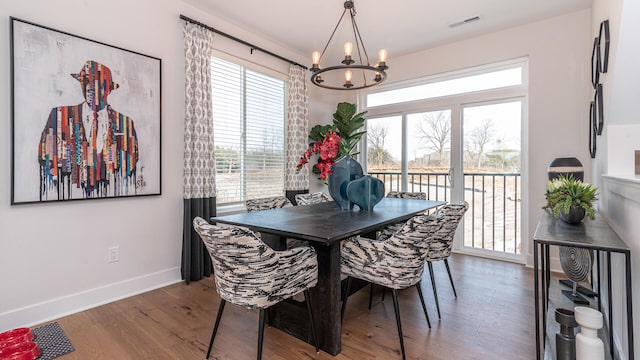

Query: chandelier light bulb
left=343, top=70, right=353, bottom=88
left=379, top=49, right=388, bottom=63
left=344, top=42, right=353, bottom=57
left=311, top=51, right=321, bottom=71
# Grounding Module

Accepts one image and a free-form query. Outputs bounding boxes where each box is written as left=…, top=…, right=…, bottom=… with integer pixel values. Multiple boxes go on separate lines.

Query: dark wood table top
left=533, top=210, right=629, bottom=253
left=211, top=197, right=445, bottom=244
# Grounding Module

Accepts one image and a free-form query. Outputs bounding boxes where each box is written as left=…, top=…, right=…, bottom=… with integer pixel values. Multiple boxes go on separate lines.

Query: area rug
left=32, top=322, right=74, bottom=360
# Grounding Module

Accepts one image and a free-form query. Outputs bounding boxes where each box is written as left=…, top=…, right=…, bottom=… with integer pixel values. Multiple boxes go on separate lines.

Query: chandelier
left=310, top=0, right=388, bottom=90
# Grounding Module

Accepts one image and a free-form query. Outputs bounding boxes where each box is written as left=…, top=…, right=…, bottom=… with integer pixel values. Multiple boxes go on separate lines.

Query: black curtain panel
left=182, top=197, right=216, bottom=283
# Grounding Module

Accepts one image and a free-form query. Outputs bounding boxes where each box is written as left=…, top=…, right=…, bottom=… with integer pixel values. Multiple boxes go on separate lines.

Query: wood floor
left=41, top=254, right=535, bottom=359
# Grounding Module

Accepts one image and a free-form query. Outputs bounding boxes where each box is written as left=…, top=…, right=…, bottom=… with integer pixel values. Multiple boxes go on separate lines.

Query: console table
left=533, top=211, right=634, bottom=360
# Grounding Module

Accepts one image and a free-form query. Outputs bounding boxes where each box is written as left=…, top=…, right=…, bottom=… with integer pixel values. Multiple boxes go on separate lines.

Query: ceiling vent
left=449, top=16, right=480, bottom=28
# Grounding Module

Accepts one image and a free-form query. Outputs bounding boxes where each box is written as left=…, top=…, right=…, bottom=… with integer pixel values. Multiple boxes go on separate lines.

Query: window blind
left=211, top=56, right=286, bottom=205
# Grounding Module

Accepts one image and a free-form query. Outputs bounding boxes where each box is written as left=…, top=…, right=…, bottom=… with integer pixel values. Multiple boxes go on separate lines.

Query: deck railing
left=369, top=171, right=521, bottom=255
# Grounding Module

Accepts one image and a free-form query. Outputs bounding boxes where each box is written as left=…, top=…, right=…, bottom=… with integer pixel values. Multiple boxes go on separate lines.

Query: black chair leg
left=368, top=283, right=374, bottom=310
left=207, top=299, right=226, bottom=359
left=390, top=289, right=406, bottom=360
left=444, top=259, right=457, bottom=297
left=257, top=309, right=266, bottom=360
left=304, top=290, right=320, bottom=353
left=427, top=261, right=441, bottom=319
left=341, top=277, right=352, bottom=321
left=415, top=281, right=431, bottom=328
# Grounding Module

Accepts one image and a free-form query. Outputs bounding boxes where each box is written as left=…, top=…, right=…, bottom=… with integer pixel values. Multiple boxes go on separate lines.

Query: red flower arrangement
left=296, top=102, right=367, bottom=182
left=297, top=130, right=341, bottom=180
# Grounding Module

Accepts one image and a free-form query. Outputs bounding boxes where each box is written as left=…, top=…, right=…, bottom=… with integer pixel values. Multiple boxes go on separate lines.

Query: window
left=211, top=56, right=287, bottom=205
left=366, top=64, right=523, bottom=108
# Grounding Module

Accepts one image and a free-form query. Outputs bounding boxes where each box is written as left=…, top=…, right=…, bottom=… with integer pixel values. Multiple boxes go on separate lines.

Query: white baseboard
left=525, top=253, right=562, bottom=273
left=0, top=267, right=182, bottom=330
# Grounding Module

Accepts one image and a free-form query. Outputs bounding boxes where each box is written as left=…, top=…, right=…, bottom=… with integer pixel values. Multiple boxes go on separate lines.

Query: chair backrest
left=359, top=214, right=442, bottom=288
left=192, top=217, right=278, bottom=308
left=245, top=196, right=293, bottom=212
left=424, top=201, right=469, bottom=261
left=377, top=191, right=427, bottom=241
left=295, top=192, right=332, bottom=206
left=386, top=191, right=427, bottom=200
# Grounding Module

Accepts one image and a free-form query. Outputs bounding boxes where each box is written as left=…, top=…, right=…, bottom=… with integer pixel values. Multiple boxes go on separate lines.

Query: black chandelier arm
left=350, top=10, right=371, bottom=66
left=310, top=64, right=387, bottom=90
left=319, top=8, right=349, bottom=61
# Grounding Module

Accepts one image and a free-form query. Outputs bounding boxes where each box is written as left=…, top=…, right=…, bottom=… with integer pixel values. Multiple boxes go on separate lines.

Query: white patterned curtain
left=285, top=64, right=309, bottom=201
left=182, top=22, right=216, bottom=283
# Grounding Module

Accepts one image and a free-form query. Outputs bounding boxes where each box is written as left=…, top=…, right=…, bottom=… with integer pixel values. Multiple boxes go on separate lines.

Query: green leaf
left=308, top=124, right=335, bottom=142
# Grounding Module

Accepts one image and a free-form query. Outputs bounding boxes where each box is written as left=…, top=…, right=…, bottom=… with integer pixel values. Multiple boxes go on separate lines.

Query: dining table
left=211, top=197, right=445, bottom=355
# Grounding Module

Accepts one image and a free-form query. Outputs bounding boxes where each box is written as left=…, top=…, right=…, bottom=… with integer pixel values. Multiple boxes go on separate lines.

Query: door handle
left=448, top=168, right=454, bottom=186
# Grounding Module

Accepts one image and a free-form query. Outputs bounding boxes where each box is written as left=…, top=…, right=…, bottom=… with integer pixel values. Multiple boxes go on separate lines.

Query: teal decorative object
left=346, top=175, right=385, bottom=211
left=328, top=155, right=363, bottom=210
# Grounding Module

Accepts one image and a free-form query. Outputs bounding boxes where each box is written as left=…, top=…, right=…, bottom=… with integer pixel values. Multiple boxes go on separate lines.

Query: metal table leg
left=607, top=252, right=613, bottom=358
left=626, top=251, right=635, bottom=360
left=534, top=240, right=541, bottom=360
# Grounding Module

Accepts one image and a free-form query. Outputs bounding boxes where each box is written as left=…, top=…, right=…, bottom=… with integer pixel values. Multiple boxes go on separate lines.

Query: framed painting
left=10, top=18, right=161, bottom=204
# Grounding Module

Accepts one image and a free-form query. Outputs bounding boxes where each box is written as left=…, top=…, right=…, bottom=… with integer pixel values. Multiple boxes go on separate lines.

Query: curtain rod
left=180, top=14, right=308, bottom=70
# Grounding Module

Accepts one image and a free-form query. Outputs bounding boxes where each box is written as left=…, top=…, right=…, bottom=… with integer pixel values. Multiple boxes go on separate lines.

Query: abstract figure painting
left=11, top=18, right=161, bottom=204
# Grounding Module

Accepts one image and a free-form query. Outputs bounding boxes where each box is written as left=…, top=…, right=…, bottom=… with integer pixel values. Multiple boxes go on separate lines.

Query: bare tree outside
left=367, top=123, right=392, bottom=166
left=417, top=111, right=450, bottom=166
left=464, top=118, right=495, bottom=169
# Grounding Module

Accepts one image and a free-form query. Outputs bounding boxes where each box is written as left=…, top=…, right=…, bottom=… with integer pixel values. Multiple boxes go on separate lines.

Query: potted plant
left=296, top=102, right=367, bottom=181
left=543, top=175, right=598, bottom=224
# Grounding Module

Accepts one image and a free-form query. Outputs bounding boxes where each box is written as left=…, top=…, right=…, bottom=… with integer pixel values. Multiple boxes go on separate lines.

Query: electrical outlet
left=108, top=246, right=120, bottom=263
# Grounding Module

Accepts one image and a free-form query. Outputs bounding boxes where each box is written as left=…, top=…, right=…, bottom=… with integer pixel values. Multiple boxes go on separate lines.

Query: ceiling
left=184, top=0, right=591, bottom=66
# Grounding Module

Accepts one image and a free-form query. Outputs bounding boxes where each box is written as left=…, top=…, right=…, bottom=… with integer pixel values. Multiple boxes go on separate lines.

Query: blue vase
left=346, top=175, right=385, bottom=211
left=328, top=155, right=363, bottom=210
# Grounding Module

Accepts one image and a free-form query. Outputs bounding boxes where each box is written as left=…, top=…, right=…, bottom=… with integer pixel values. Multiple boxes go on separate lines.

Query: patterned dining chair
left=294, top=192, right=332, bottom=206
left=385, top=191, right=427, bottom=200
left=340, top=212, right=439, bottom=360
left=424, top=201, right=469, bottom=319
left=245, top=196, right=297, bottom=249
left=369, top=191, right=427, bottom=309
left=245, top=195, right=293, bottom=212
left=193, top=217, right=319, bottom=360
left=377, top=191, right=427, bottom=241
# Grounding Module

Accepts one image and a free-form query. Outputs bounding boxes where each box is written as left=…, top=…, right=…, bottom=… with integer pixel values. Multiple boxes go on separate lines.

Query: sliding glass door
left=461, top=100, right=522, bottom=259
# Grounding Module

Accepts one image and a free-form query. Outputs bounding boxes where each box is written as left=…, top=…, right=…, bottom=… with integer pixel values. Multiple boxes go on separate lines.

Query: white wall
left=592, top=0, right=640, bottom=358
left=0, top=0, right=324, bottom=330
left=381, top=9, right=593, bottom=265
